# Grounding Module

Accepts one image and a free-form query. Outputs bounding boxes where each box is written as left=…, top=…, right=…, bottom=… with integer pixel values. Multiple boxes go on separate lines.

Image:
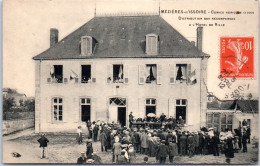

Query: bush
left=24, top=99, right=35, bottom=112
left=3, top=96, right=15, bottom=112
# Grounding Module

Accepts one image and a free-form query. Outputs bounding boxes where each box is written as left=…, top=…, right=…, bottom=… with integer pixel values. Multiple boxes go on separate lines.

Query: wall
left=233, top=112, right=259, bottom=138
left=35, top=57, right=206, bottom=132
left=2, top=119, right=35, bottom=135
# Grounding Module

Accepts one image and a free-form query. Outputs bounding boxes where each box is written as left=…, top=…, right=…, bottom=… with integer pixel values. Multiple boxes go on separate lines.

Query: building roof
left=6, top=93, right=27, bottom=98
left=207, top=99, right=258, bottom=113
left=236, top=100, right=258, bottom=113
left=2, top=88, right=8, bottom=92
left=33, top=15, right=208, bottom=60
left=207, top=100, right=237, bottom=110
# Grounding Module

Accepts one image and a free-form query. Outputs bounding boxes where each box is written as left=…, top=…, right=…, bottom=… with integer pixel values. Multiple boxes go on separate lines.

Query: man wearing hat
left=212, top=133, right=220, bottom=156
left=132, top=128, right=141, bottom=153
left=157, top=140, right=168, bottom=164
left=100, top=130, right=108, bottom=152
left=193, top=131, right=199, bottom=155
left=141, top=129, right=149, bottom=155
left=77, top=152, right=87, bottom=164
left=37, top=134, right=49, bottom=159
left=179, top=132, right=187, bottom=156
left=129, top=112, right=134, bottom=127
left=187, top=133, right=195, bottom=158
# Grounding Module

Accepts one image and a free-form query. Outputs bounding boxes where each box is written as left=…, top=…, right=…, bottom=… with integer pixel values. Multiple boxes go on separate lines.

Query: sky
left=3, top=0, right=259, bottom=99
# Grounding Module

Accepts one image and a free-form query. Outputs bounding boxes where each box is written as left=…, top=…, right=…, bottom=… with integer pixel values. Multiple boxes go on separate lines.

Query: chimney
left=196, top=27, right=203, bottom=51
left=50, top=28, right=59, bottom=47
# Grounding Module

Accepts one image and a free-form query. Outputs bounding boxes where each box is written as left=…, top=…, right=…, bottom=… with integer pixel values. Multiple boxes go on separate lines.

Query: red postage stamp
left=220, top=37, right=254, bottom=78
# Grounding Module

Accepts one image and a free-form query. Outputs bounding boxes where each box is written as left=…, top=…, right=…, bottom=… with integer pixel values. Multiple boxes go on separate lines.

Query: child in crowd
left=128, top=144, right=136, bottom=163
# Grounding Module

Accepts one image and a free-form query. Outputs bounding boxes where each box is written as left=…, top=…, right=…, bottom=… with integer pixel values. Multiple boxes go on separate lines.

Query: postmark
left=220, top=37, right=254, bottom=78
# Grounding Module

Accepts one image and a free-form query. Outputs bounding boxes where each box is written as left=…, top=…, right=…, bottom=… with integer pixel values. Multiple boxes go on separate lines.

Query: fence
left=3, top=111, right=34, bottom=120
left=2, top=111, right=35, bottom=135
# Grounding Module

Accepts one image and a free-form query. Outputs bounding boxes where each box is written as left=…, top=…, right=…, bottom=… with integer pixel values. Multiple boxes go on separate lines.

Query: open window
left=50, top=65, right=63, bottom=83
left=176, top=64, right=192, bottom=83
left=146, top=34, right=158, bottom=55
left=145, top=64, right=157, bottom=84
left=113, top=64, right=124, bottom=83
left=146, top=98, right=156, bottom=115
left=81, top=65, right=91, bottom=83
left=139, top=64, right=161, bottom=84
left=207, top=113, right=233, bottom=132
left=176, top=99, right=187, bottom=123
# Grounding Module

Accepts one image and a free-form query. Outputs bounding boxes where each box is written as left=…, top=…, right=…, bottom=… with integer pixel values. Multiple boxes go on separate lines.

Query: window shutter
left=47, top=64, right=52, bottom=83
left=86, top=38, right=91, bottom=54
left=124, top=64, right=129, bottom=84
left=138, top=65, right=145, bottom=84
left=151, top=36, right=156, bottom=53
left=91, top=64, right=96, bottom=83
left=91, top=98, right=97, bottom=121
left=146, top=36, right=151, bottom=54
left=107, top=65, right=112, bottom=83
left=138, top=98, right=144, bottom=118
left=157, top=64, right=162, bottom=85
left=63, top=97, right=69, bottom=122
left=46, top=97, right=52, bottom=123
left=187, top=64, right=191, bottom=83
left=73, top=98, right=79, bottom=123
left=169, top=98, right=176, bottom=118
left=81, top=38, right=87, bottom=55
left=169, top=64, right=175, bottom=84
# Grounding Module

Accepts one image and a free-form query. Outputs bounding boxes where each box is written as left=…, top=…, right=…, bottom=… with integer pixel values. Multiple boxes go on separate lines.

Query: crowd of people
left=74, top=117, right=251, bottom=164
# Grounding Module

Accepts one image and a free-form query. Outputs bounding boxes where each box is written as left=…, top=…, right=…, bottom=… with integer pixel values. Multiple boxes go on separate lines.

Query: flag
left=118, top=65, right=123, bottom=79
left=189, top=70, right=197, bottom=85
left=50, top=66, right=54, bottom=77
left=70, top=70, right=78, bottom=80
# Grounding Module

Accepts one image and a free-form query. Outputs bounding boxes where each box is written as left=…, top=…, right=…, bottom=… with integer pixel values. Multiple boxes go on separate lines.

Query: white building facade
left=33, top=15, right=209, bottom=133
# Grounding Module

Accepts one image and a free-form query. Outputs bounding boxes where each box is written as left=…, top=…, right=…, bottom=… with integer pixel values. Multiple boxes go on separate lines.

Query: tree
left=3, top=96, right=15, bottom=112
left=24, top=99, right=35, bottom=112
left=19, top=99, right=24, bottom=107
left=7, top=88, right=17, bottom=94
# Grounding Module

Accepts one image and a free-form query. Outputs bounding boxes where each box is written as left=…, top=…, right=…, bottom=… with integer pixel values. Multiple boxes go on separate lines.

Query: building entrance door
left=118, top=107, right=126, bottom=127
left=81, top=105, right=91, bottom=122
left=176, top=106, right=186, bottom=123
left=109, top=97, right=127, bottom=126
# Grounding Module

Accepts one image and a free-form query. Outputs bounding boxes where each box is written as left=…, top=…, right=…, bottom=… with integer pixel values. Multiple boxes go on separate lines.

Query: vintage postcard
left=2, top=0, right=259, bottom=164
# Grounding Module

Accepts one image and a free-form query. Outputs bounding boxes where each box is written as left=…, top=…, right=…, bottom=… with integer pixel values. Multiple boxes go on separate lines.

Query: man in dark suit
left=93, top=125, right=99, bottom=142
left=77, top=152, right=87, bottom=164
left=157, top=140, right=168, bottom=164
left=212, top=133, right=220, bottom=156
left=179, top=132, right=187, bottom=156
left=37, top=134, right=49, bottom=159
left=129, top=112, right=134, bottom=127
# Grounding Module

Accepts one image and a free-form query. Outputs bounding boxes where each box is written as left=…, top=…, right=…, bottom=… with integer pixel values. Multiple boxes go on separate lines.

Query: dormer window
left=81, top=36, right=93, bottom=56
left=146, top=34, right=158, bottom=55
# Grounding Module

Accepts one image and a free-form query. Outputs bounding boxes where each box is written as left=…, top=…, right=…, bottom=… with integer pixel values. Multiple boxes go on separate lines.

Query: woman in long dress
left=225, top=136, right=234, bottom=164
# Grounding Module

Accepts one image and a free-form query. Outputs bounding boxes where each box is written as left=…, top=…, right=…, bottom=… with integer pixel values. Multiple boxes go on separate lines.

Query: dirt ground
left=2, top=128, right=259, bottom=164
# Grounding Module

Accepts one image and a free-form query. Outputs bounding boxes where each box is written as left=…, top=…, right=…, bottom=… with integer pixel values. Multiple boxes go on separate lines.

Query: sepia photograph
left=2, top=0, right=259, bottom=164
